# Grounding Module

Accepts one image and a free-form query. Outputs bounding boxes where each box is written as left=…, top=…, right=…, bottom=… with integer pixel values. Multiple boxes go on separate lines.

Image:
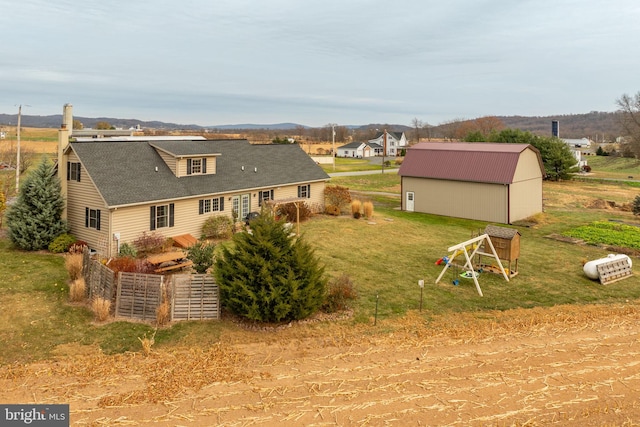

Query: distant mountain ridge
left=0, top=111, right=621, bottom=139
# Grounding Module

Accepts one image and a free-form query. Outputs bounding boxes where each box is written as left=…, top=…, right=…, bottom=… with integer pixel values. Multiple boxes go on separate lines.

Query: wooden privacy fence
left=171, top=274, right=220, bottom=321
left=82, top=249, right=115, bottom=302
left=81, top=249, right=220, bottom=323
left=114, top=273, right=221, bottom=322
left=115, top=273, right=165, bottom=321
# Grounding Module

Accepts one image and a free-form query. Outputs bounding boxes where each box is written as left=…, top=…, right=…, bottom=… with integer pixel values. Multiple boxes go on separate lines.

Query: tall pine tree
left=6, top=157, right=67, bottom=250
left=214, top=213, right=326, bottom=322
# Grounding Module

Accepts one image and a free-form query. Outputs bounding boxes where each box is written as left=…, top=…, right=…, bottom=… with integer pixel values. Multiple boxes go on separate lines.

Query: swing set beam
left=435, top=234, right=509, bottom=296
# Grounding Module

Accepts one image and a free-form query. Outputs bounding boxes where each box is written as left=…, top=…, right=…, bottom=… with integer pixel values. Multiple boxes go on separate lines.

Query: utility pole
left=332, top=124, right=336, bottom=171
left=382, top=129, right=387, bottom=174
left=15, top=105, right=22, bottom=191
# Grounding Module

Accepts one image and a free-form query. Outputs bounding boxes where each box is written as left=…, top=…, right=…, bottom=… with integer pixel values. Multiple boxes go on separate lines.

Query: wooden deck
left=172, top=234, right=198, bottom=248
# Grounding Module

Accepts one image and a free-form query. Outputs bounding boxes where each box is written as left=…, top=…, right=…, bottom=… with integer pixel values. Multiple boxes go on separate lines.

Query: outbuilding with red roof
left=398, top=142, right=545, bottom=224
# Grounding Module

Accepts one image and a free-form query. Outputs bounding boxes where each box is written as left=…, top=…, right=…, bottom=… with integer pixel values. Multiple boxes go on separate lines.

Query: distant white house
left=562, top=138, right=590, bottom=169
left=368, top=131, right=408, bottom=156
left=337, top=141, right=373, bottom=158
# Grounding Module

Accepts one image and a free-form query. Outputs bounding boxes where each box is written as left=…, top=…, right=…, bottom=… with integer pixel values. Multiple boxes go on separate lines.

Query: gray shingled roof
left=372, top=131, right=404, bottom=141
left=70, top=139, right=330, bottom=208
left=338, top=141, right=365, bottom=149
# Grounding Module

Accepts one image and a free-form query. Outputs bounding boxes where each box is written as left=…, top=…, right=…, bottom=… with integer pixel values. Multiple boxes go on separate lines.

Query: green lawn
left=329, top=173, right=401, bottom=193
left=586, top=156, right=640, bottom=180
left=320, top=157, right=390, bottom=173
left=2, top=169, right=640, bottom=364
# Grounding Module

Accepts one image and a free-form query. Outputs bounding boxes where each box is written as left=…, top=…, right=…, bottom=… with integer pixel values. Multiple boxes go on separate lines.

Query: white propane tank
left=583, top=254, right=632, bottom=280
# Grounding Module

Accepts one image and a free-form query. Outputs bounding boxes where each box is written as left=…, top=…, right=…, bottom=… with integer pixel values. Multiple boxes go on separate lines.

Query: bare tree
left=616, top=92, right=640, bottom=157
left=411, top=118, right=423, bottom=143
left=474, top=116, right=505, bottom=137
left=422, top=122, right=433, bottom=141
left=438, top=118, right=469, bottom=141
left=294, top=125, right=307, bottom=141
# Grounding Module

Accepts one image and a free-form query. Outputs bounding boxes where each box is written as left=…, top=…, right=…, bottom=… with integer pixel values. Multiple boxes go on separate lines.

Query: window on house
left=212, top=197, right=222, bottom=212
left=150, top=203, right=174, bottom=230
left=297, top=184, right=310, bottom=199
left=258, top=189, right=274, bottom=207
left=199, top=197, right=224, bottom=214
left=67, top=162, right=81, bottom=182
left=202, top=199, right=211, bottom=213
left=187, top=158, right=207, bottom=175
left=85, top=208, right=100, bottom=230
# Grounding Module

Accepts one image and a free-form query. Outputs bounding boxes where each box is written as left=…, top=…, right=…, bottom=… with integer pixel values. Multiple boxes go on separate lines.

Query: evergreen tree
left=633, top=195, right=640, bottom=216
left=6, top=157, right=67, bottom=250
left=214, top=213, right=326, bottom=322
left=489, top=129, right=578, bottom=181
left=530, top=136, right=578, bottom=181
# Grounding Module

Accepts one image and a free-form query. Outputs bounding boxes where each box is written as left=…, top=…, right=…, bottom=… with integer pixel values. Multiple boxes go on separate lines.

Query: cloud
left=1, top=0, right=639, bottom=126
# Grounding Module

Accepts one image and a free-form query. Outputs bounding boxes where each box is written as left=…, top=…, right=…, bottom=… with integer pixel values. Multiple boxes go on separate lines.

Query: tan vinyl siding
left=207, top=157, right=217, bottom=174
left=157, top=150, right=177, bottom=175
left=65, top=152, right=111, bottom=255
left=403, top=177, right=508, bottom=223
left=510, top=148, right=543, bottom=222
left=512, top=148, right=544, bottom=181
left=111, top=181, right=327, bottom=255
left=272, top=182, right=325, bottom=211
left=509, top=179, right=543, bottom=222
left=177, top=158, right=187, bottom=177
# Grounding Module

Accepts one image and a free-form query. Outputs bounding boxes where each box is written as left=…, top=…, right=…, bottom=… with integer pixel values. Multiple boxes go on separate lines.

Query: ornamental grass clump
left=156, top=288, right=171, bottom=326
left=351, top=200, right=362, bottom=219
left=69, top=278, right=86, bottom=303
left=91, top=297, right=111, bottom=322
left=363, top=201, right=374, bottom=219
left=65, top=253, right=83, bottom=281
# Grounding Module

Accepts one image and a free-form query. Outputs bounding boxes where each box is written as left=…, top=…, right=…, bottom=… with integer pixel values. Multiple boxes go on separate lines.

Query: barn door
left=406, top=191, right=415, bottom=212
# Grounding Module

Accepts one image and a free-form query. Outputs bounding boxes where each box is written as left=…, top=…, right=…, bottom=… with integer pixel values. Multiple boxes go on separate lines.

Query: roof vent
left=155, top=166, right=158, bottom=172
left=254, top=167, right=257, bottom=173
left=241, top=166, right=245, bottom=171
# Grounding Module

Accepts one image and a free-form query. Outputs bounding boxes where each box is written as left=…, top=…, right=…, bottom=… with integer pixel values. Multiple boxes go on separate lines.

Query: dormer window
left=187, top=158, right=207, bottom=175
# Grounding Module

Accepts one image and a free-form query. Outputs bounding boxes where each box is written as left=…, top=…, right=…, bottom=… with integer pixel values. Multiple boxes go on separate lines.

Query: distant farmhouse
left=56, top=105, right=330, bottom=257
left=368, top=131, right=408, bottom=157
left=562, top=137, right=592, bottom=168
left=399, top=142, right=545, bottom=224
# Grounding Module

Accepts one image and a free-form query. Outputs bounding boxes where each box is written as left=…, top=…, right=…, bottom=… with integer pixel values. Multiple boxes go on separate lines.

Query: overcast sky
left=1, top=0, right=639, bottom=127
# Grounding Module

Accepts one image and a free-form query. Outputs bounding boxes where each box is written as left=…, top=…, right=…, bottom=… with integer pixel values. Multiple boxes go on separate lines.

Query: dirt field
left=2, top=304, right=640, bottom=426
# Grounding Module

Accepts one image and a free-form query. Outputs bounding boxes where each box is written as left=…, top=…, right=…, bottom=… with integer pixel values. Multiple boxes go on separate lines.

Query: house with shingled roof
left=368, top=131, right=408, bottom=157
left=336, top=141, right=374, bottom=158
left=56, top=109, right=329, bottom=258
left=398, top=142, right=544, bottom=224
